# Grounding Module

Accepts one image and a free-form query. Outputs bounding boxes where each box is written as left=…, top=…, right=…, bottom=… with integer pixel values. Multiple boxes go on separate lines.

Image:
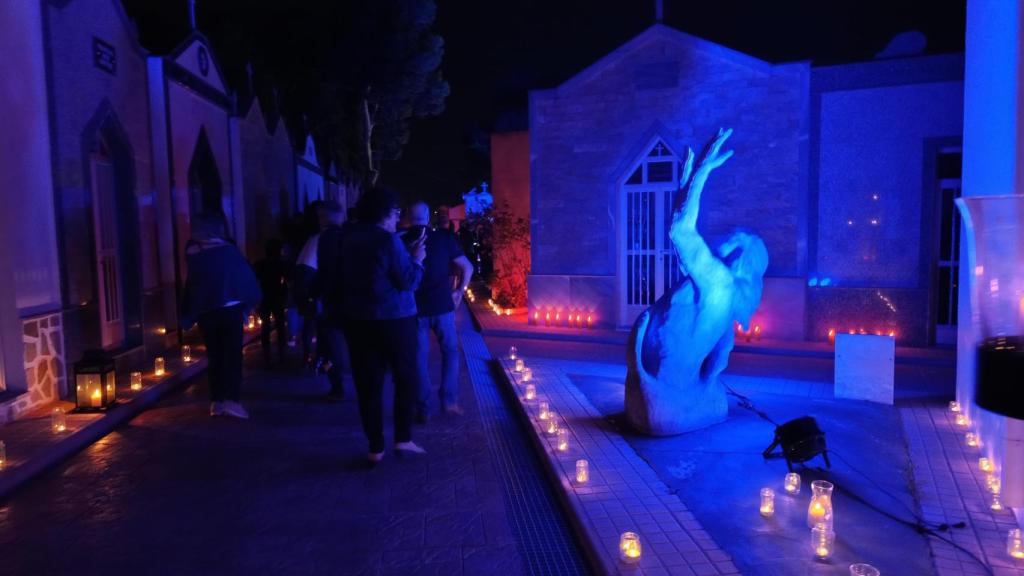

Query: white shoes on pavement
left=395, top=441, right=427, bottom=454
left=210, top=401, right=249, bottom=419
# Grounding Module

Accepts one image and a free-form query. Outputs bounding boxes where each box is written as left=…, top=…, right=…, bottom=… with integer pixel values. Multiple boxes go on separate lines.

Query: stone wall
left=15, top=313, right=65, bottom=417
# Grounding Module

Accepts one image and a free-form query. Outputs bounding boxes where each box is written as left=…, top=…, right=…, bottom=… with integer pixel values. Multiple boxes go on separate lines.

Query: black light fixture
left=73, top=350, right=117, bottom=411
left=762, top=416, right=830, bottom=471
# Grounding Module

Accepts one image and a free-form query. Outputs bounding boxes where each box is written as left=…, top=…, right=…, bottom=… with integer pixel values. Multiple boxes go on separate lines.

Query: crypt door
left=90, top=153, right=125, bottom=349
left=618, top=140, right=683, bottom=327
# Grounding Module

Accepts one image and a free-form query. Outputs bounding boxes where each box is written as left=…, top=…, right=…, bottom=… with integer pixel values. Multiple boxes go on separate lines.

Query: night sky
left=121, top=0, right=967, bottom=206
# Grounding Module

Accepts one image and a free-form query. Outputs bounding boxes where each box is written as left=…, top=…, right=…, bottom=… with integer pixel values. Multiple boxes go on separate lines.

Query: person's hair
left=356, top=186, right=400, bottom=224
left=265, top=238, right=283, bottom=259
left=190, top=212, right=227, bottom=241
left=408, top=200, right=430, bottom=226
left=318, top=200, right=345, bottom=227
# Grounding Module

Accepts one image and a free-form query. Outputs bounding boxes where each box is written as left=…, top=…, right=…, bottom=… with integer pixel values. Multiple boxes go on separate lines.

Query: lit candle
left=586, top=314, right=593, bottom=329
left=827, top=329, right=836, bottom=345
left=557, top=428, right=569, bottom=452
left=986, top=474, right=1001, bottom=495
left=247, top=314, right=256, bottom=330
left=979, top=457, right=993, bottom=473
left=991, top=492, right=1004, bottom=512
left=522, top=368, right=532, bottom=383
left=91, top=388, right=102, bottom=408
left=545, top=413, right=558, bottom=435
left=955, top=413, right=969, bottom=427
left=575, top=459, right=589, bottom=483
left=154, top=357, right=165, bottom=377
left=538, top=402, right=550, bottom=421
left=545, top=311, right=551, bottom=326
left=504, top=308, right=512, bottom=317
left=182, top=345, right=192, bottom=363
left=51, top=408, right=66, bottom=433
left=508, top=345, right=518, bottom=360
left=576, top=314, right=583, bottom=328
left=532, top=311, right=539, bottom=324
left=760, top=487, right=775, bottom=517
left=0, top=440, right=6, bottom=469
left=966, top=432, right=980, bottom=448
left=619, top=532, right=641, bottom=563
left=524, top=384, right=536, bottom=401
left=514, top=358, right=524, bottom=373
left=807, top=480, right=834, bottom=528
left=1008, top=528, right=1024, bottom=559
left=812, top=524, right=835, bottom=560
left=949, top=401, right=961, bottom=413
left=157, top=326, right=167, bottom=335
left=753, top=325, right=762, bottom=341
left=555, top=311, right=561, bottom=324
left=784, top=473, right=801, bottom=495
left=130, top=371, right=143, bottom=391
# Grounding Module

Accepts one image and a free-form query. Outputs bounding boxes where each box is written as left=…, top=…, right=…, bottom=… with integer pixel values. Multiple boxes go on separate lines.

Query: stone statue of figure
left=625, top=128, right=769, bottom=435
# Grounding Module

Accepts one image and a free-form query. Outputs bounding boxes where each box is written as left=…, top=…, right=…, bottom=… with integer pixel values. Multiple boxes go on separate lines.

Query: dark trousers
left=322, top=313, right=349, bottom=394
left=343, top=315, right=419, bottom=453
left=259, top=303, right=287, bottom=365
left=198, top=304, right=245, bottom=402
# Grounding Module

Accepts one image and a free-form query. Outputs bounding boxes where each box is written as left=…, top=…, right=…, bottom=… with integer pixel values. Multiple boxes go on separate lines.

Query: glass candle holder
left=557, top=428, right=569, bottom=452
left=0, top=440, right=6, bottom=469
left=979, top=457, right=993, bottom=472
left=182, top=345, right=192, bottom=363
left=1008, top=528, right=1024, bottom=559
left=949, top=401, right=961, bottom=413
left=987, top=473, right=1001, bottom=495
left=955, top=413, right=969, bottom=427
left=966, top=432, right=980, bottom=448
left=849, top=563, right=880, bottom=576
left=538, top=402, right=550, bottom=420
left=130, top=371, right=143, bottom=391
left=784, top=472, right=801, bottom=495
left=508, top=345, right=518, bottom=360
left=51, top=408, right=67, bottom=433
left=545, top=413, right=558, bottom=436
left=247, top=314, right=256, bottom=330
left=522, top=368, right=533, bottom=383
left=991, top=492, right=1004, bottom=511
left=760, top=487, right=775, bottom=517
left=514, top=358, right=524, bottom=373
left=524, top=384, right=536, bottom=401
left=812, top=524, right=835, bottom=560
left=154, top=357, right=165, bottom=377
left=619, top=532, right=641, bottom=563
left=807, top=480, right=834, bottom=528
left=575, top=459, right=589, bottom=484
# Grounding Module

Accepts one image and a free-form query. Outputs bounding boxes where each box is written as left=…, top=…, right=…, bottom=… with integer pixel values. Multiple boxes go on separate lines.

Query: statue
left=625, top=128, right=769, bottom=435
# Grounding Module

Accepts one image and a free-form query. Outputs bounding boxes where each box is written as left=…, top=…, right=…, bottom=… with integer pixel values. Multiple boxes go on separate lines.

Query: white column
left=959, top=0, right=1024, bottom=510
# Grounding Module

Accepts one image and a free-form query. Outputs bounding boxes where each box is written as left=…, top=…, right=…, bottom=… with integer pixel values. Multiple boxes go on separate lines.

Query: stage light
left=762, top=416, right=830, bottom=471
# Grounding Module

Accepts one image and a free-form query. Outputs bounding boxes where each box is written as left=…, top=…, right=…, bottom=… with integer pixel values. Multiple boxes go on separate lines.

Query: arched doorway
left=188, top=129, right=223, bottom=218
left=84, top=109, right=142, bottom=350
left=617, top=138, right=683, bottom=326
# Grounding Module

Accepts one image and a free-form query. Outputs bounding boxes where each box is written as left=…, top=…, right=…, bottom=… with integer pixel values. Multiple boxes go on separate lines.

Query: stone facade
left=239, top=98, right=297, bottom=260
left=15, top=313, right=65, bottom=418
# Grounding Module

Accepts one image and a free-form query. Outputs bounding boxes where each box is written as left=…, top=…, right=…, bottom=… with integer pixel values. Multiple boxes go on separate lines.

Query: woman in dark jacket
left=183, top=214, right=262, bottom=419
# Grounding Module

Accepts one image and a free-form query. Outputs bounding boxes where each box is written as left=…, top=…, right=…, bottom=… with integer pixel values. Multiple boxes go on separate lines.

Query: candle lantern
left=522, top=368, right=533, bottom=383
left=955, top=413, right=969, bottom=427
left=811, top=524, right=835, bottom=560
left=784, top=472, right=802, bottom=495
left=980, top=457, right=993, bottom=472
left=760, top=487, right=775, bottom=517
left=807, top=480, right=834, bottom=528
left=991, top=492, right=1004, bottom=511
left=538, top=402, right=550, bottom=421
left=949, top=400, right=961, bottom=413
left=545, top=413, right=558, bottom=435
left=182, top=345, right=192, bottom=363
left=51, top=407, right=67, bottom=433
left=575, top=459, right=589, bottom=484
left=557, top=428, right=569, bottom=452
left=987, top=473, right=1001, bottom=495
left=0, top=440, right=6, bottom=469
left=130, top=371, right=143, bottom=391
left=966, top=432, right=980, bottom=448
left=524, top=384, right=536, bottom=401
left=154, top=356, right=165, bottom=377
left=509, top=345, right=518, bottom=360
left=73, top=350, right=117, bottom=411
left=827, top=329, right=836, bottom=345
left=849, top=563, right=880, bottom=576
left=514, top=358, right=524, bottom=373
left=619, top=532, right=641, bottom=563
left=247, top=314, right=256, bottom=330
left=1008, top=528, right=1024, bottom=559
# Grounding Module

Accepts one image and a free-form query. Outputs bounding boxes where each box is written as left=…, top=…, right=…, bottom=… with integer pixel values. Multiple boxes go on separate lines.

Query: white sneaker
left=210, top=402, right=225, bottom=416
left=222, top=401, right=250, bottom=420
left=368, top=451, right=384, bottom=463
left=395, top=441, right=427, bottom=454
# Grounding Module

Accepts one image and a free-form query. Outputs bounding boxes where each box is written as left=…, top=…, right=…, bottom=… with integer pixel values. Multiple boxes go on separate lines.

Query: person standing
left=408, top=201, right=474, bottom=422
left=182, top=214, right=262, bottom=419
left=314, top=201, right=350, bottom=399
left=341, top=188, right=427, bottom=462
left=253, top=239, right=289, bottom=367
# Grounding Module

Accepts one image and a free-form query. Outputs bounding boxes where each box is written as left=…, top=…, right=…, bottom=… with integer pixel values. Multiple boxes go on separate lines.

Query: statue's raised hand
left=697, top=127, right=734, bottom=173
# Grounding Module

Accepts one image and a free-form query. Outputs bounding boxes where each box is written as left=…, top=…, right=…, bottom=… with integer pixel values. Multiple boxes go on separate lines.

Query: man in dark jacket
left=341, top=187, right=426, bottom=462
left=253, top=239, right=289, bottom=367
left=315, top=201, right=349, bottom=399
left=183, top=213, right=262, bottom=419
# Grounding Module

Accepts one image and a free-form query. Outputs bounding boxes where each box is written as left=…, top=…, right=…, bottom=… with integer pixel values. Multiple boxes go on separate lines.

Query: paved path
left=0, top=316, right=562, bottom=576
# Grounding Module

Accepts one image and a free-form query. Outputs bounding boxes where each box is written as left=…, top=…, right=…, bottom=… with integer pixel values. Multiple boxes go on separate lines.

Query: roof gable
left=301, top=135, right=319, bottom=167
left=557, top=24, right=773, bottom=94
left=167, top=32, right=228, bottom=95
